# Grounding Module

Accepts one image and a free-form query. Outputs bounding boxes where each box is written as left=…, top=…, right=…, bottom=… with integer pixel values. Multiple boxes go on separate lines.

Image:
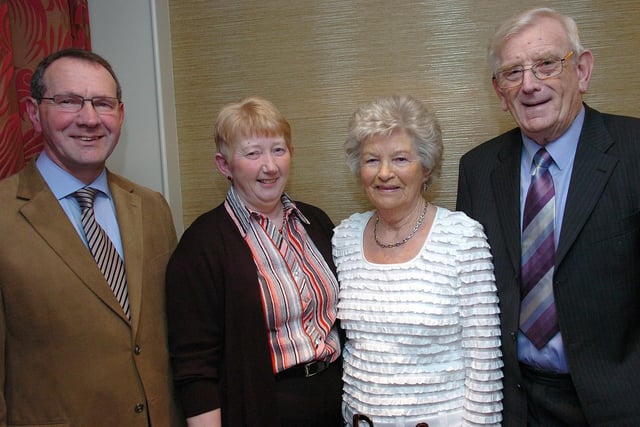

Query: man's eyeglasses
left=40, top=94, right=121, bottom=114
left=494, top=51, right=575, bottom=89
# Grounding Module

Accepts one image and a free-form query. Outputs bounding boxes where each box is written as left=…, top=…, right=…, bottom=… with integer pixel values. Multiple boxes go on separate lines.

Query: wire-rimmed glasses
left=40, top=94, right=121, bottom=114
left=494, top=51, right=575, bottom=89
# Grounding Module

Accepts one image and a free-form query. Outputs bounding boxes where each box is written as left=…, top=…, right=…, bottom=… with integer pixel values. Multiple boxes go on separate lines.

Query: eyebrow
left=501, top=52, right=560, bottom=68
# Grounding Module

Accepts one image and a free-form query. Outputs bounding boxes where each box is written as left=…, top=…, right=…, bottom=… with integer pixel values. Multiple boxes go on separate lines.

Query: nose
left=377, top=159, right=394, bottom=180
left=262, top=153, right=278, bottom=172
left=76, top=100, right=101, bottom=125
left=520, top=68, right=540, bottom=92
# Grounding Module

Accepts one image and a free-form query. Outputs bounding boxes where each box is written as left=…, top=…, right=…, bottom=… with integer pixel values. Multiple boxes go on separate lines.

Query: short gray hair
left=488, top=7, right=584, bottom=74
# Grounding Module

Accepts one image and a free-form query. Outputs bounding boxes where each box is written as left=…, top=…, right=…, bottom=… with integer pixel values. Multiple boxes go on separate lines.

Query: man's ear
left=576, top=49, right=594, bottom=94
left=26, top=97, right=43, bottom=132
left=492, top=78, right=510, bottom=112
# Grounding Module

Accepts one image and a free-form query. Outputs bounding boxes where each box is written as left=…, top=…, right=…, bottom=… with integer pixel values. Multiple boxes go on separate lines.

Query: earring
left=227, top=176, right=232, bottom=181
left=422, top=182, right=428, bottom=192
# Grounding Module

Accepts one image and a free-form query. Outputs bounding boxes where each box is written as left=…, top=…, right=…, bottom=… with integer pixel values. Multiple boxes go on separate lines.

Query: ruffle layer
left=462, top=407, right=503, bottom=425
left=462, top=347, right=503, bottom=361
left=344, top=368, right=466, bottom=393
left=466, top=378, right=504, bottom=393
left=466, top=368, right=504, bottom=382
left=345, top=341, right=463, bottom=361
left=344, top=393, right=465, bottom=417
left=344, top=347, right=465, bottom=376
left=343, top=324, right=462, bottom=341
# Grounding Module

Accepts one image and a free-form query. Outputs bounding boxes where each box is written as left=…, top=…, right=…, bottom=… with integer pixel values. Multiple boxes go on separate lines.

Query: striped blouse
left=225, top=186, right=340, bottom=373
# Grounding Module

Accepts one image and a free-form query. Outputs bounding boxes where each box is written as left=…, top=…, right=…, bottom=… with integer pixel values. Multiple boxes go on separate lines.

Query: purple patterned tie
left=74, top=187, right=130, bottom=320
left=520, top=148, right=558, bottom=349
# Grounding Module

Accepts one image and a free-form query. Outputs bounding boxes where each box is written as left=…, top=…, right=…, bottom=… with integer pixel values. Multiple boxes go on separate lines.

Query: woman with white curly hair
left=333, top=95, right=503, bottom=427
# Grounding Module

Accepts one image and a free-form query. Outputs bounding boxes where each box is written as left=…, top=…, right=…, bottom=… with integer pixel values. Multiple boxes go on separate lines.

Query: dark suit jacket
left=457, top=105, right=640, bottom=426
left=0, top=160, right=183, bottom=426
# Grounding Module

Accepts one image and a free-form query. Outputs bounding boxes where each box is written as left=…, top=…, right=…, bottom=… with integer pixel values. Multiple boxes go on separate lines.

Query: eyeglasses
left=40, top=94, right=121, bottom=114
left=494, top=51, right=575, bottom=89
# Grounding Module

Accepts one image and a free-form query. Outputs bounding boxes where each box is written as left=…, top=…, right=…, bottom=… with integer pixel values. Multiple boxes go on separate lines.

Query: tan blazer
left=0, top=161, right=183, bottom=426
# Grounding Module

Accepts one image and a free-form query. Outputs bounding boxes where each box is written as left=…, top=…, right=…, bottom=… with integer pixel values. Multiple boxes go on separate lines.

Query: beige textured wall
left=168, top=0, right=640, bottom=228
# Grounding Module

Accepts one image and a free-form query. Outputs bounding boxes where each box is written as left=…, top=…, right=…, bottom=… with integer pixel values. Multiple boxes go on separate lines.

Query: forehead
left=363, top=130, right=415, bottom=152
left=499, top=17, right=569, bottom=64
left=234, top=133, right=285, bottom=147
left=44, top=57, right=118, bottom=95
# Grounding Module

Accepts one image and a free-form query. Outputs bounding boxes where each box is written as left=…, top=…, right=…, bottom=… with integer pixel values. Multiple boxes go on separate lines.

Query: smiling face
left=215, top=133, right=291, bottom=215
left=360, top=130, right=429, bottom=215
left=26, top=57, right=124, bottom=183
left=492, top=16, right=593, bottom=145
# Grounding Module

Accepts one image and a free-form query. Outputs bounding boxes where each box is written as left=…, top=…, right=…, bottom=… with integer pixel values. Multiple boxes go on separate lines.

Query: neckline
left=361, top=206, right=440, bottom=266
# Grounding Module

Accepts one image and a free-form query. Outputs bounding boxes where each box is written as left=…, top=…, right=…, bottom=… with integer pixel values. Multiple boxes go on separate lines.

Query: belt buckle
left=304, top=360, right=325, bottom=377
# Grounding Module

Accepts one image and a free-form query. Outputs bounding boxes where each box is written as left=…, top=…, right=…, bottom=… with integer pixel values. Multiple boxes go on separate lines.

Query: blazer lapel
left=557, top=107, right=617, bottom=265
left=17, top=163, right=129, bottom=321
left=109, top=173, right=143, bottom=333
left=490, top=134, right=523, bottom=275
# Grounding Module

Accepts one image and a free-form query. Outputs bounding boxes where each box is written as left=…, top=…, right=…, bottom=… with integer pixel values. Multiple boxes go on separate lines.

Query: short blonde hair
left=214, top=96, right=292, bottom=158
left=345, top=94, right=442, bottom=185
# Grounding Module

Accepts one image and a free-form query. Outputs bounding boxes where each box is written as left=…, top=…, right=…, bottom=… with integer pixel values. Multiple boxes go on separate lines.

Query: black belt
left=276, top=360, right=331, bottom=380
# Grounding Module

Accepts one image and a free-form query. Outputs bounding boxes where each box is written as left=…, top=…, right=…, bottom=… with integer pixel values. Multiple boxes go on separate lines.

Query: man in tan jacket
left=0, top=48, right=183, bottom=426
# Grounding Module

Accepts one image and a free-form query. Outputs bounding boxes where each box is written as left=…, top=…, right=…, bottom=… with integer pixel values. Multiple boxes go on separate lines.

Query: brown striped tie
left=74, top=187, right=130, bottom=320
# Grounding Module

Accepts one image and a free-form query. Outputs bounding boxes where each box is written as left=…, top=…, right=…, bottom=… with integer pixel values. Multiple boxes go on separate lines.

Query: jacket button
left=134, top=345, right=142, bottom=355
left=416, top=423, right=430, bottom=427
left=510, top=331, right=517, bottom=341
left=135, top=403, right=145, bottom=413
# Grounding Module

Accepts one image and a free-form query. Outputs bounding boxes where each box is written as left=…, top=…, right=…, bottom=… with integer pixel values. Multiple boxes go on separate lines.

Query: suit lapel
left=557, top=107, right=617, bottom=265
left=18, top=163, right=129, bottom=322
left=491, top=133, right=523, bottom=275
left=109, top=172, right=143, bottom=334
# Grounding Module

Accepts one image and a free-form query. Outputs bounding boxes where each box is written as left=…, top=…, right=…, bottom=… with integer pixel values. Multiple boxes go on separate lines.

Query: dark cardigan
left=166, top=200, right=340, bottom=426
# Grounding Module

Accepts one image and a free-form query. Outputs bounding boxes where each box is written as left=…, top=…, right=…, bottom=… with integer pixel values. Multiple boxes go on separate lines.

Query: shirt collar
left=225, top=185, right=309, bottom=236
left=35, top=151, right=112, bottom=200
left=522, top=106, right=585, bottom=172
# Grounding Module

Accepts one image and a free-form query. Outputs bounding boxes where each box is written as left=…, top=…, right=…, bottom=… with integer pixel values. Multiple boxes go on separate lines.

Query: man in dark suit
left=0, top=48, right=183, bottom=425
left=457, top=7, right=640, bottom=426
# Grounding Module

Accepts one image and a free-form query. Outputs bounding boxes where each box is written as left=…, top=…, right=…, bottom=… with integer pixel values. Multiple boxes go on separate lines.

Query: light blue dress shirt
left=35, top=152, right=125, bottom=259
left=517, top=107, right=586, bottom=373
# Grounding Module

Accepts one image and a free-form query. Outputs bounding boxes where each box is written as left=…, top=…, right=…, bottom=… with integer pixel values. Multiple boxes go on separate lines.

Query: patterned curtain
left=0, top=0, right=91, bottom=179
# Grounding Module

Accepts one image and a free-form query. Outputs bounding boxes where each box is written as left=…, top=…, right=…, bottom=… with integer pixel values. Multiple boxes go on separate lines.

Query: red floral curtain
left=0, top=0, right=90, bottom=179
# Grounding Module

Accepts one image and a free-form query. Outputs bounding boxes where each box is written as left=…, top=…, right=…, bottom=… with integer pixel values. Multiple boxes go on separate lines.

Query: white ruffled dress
left=332, top=207, right=503, bottom=426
